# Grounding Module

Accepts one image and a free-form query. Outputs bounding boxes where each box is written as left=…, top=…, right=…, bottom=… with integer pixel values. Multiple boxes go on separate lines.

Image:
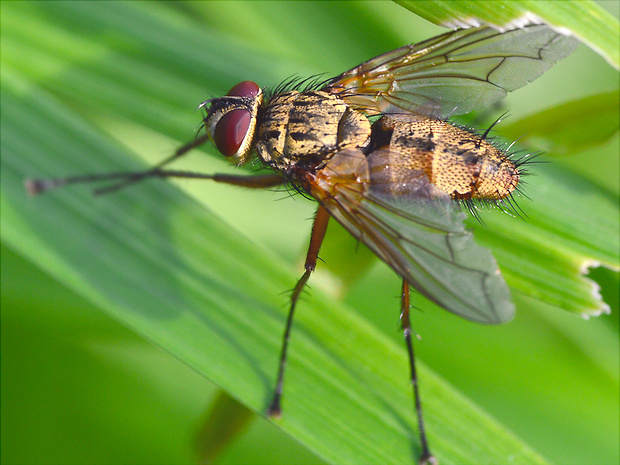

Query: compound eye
left=213, top=109, right=252, bottom=157
left=227, top=81, right=260, bottom=98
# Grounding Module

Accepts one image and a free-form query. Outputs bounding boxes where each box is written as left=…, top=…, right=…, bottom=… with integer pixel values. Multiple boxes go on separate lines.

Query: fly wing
left=325, top=24, right=578, bottom=118
left=309, top=148, right=514, bottom=323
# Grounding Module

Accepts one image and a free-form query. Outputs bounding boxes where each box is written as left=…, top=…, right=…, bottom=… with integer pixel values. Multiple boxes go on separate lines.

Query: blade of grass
left=396, top=0, right=620, bottom=69
left=2, top=2, right=617, bottom=464
left=5, top=0, right=616, bottom=316
left=501, top=91, right=620, bottom=155
left=3, top=73, right=550, bottom=465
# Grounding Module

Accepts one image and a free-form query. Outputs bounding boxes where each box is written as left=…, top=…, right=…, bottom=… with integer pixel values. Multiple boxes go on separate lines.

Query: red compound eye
left=227, top=81, right=260, bottom=98
left=213, top=109, right=252, bottom=157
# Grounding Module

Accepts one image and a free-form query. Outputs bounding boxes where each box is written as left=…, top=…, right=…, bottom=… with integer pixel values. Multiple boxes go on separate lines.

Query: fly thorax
left=256, top=90, right=371, bottom=172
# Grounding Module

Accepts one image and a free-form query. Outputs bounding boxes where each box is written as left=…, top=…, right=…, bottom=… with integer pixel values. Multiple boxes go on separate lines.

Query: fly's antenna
left=26, top=132, right=210, bottom=197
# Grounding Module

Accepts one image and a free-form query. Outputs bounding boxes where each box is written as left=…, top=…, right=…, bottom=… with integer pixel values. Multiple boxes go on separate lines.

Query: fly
left=26, top=24, right=578, bottom=464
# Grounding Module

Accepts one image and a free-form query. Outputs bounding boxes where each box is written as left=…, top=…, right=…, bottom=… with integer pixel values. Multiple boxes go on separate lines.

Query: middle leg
left=267, top=205, right=330, bottom=417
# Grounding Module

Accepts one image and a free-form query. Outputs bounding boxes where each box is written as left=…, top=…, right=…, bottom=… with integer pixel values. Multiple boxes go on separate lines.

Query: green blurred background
left=2, top=2, right=618, bottom=464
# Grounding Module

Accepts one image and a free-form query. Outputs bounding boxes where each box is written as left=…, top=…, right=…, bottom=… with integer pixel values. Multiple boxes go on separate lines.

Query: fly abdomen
left=381, top=115, right=520, bottom=201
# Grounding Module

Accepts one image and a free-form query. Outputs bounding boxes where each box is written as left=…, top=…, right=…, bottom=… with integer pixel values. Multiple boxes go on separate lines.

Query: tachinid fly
left=27, top=23, right=578, bottom=464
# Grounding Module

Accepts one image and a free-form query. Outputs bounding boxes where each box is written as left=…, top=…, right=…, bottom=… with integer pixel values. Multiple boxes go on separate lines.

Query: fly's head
left=201, top=81, right=263, bottom=165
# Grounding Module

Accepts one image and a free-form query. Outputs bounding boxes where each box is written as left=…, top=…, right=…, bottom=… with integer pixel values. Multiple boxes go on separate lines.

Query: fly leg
left=267, top=205, right=330, bottom=418
left=25, top=128, right=286, bottom=196
left=26, top=168, right=284, bottom=196
left=401, top=280, right=436, bottom=465
left=91, top=133, right=211, bottom=195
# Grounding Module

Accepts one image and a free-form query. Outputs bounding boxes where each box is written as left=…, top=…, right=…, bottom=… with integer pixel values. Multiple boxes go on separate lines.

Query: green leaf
left=470, top=164, right=618, bottom=316
left=3, top=64, right=548, bottom=465
left=396, top=0, right=620, bottom=69
left=2, top=2, right=618, bottom=465
left=501, top=91, right=620, bottom=156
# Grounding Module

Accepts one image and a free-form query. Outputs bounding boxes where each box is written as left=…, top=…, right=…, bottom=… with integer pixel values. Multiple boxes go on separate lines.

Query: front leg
left=25, top=169, right=284, bottom=196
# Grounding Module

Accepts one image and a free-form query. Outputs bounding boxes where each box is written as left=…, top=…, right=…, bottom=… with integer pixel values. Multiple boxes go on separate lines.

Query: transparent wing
left=325, top=24, right=578, bottom=118
left=309, top=148, right=514, bottom=323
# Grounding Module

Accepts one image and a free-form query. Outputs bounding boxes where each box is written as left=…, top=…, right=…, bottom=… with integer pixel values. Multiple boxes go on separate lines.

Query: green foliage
left=2, top=2, right=618, bottom=465
left=502, top=90, right=620, bottom=156
left=397, top=0, right=620, bottom=68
